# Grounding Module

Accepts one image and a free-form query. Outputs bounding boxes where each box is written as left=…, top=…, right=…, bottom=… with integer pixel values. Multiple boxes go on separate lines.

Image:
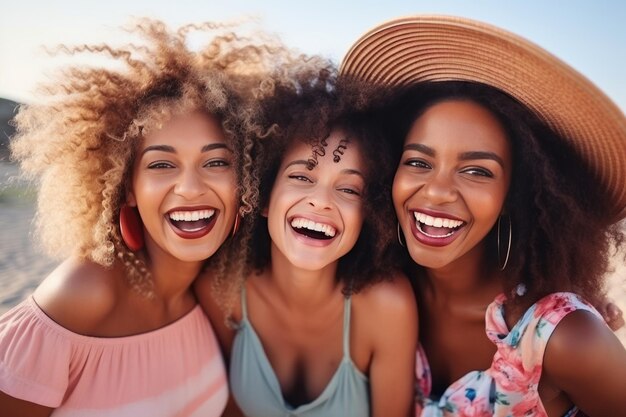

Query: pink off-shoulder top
left=0, top=296, right=228, bottom=417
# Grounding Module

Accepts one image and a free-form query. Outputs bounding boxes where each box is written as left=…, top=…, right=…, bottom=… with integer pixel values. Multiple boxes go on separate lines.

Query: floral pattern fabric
left=415, top=292, right=601, bottom=417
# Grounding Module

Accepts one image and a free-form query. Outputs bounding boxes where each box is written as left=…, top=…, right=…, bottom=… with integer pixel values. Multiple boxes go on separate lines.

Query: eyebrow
left=284, top=159, right=365, bottom=180
left=140, top=142, right=231, bottom=157
left=404, top=143, right=504, bottom=168
left=459, top=151, right=505, bottom=168
left=404, top=143, right=435, bottom=157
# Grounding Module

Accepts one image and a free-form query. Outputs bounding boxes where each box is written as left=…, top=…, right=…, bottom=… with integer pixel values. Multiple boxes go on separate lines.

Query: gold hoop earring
left=397, top=222, right=406, bottom=247
left=497, top=214, right=512, bottom=271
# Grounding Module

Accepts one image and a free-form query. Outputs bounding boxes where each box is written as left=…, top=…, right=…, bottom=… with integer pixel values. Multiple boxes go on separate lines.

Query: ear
left=126, top=188, right=137, bottom=207
left=499, top=201, right=509, bottom=216
left=261, top=205, right=268, bottom=218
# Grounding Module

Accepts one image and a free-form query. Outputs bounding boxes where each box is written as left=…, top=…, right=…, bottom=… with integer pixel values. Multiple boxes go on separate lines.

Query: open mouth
left=414, top=211, right=465, bottom=238
left=167, top=209, right=216, bottom=237
left=290, top=217, right=337, bottom=240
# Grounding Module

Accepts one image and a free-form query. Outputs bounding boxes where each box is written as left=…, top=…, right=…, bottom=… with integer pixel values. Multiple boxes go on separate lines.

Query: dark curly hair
left=385, top=81, right=625, bottom=309
left=244, top=73, right=401, bottom=294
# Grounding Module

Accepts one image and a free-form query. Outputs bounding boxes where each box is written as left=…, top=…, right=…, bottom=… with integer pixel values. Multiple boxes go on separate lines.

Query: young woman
left=0, top=19, right=281, bottom=417
left=341, top=15, right=626, bottom=417
left=196, top=75, right=418, bottom=416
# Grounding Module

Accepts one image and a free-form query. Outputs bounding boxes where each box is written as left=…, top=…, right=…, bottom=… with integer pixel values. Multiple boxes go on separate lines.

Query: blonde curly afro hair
left=10, top=18, right=302, bottom=297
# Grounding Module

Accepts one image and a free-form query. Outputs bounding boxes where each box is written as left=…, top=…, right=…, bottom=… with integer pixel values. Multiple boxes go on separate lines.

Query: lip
left=408, top=209, right=466, bottom=247
left=165, top=205, right=219, bottom=240
left=288, top=214, right=339, bottom=248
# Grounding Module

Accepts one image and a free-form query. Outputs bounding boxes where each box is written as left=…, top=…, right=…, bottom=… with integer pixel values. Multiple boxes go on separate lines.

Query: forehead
left=283, top=130, right=364, bottom=169
left=141, top=111, right=226, bottom=146
left=407, top=100, right=510, bottom=153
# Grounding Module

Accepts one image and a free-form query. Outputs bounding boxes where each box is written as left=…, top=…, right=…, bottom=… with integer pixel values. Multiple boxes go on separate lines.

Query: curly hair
left=243, top=72, right=401, bottom=294
left=10, top=18, right=295, bottom=297
left=385, top=81, right=625, bottom=309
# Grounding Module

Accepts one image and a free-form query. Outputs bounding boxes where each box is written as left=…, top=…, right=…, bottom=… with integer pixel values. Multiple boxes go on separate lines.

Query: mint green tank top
left=229, top=287, right=370, bottom=417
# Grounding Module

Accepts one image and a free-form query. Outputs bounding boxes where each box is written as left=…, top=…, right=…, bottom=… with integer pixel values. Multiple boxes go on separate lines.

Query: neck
left=267, top=243, right=342, bottom=310
left=143, top=241, right=202, bottom=308
left=419, top=243, right=503, bottom=304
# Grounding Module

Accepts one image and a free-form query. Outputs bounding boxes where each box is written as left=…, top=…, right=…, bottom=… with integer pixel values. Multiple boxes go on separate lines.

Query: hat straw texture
left=341, top=15, right=626, bottom=220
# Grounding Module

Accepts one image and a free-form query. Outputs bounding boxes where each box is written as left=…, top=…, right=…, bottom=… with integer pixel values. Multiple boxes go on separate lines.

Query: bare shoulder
left=32, top=257, right=118, bottom=334
left=194, top=269, right=243, bottom=321
left=353, top=272, right=417, bottom=316
left=542, top=309, right=626, bottom=414
left=544, top=309, right=626, bottom=382
left=352, top=273, right=418, bottom=338
left=193, top=269, right=242, bottom=357
left=351, top=273, right=418, bottom=393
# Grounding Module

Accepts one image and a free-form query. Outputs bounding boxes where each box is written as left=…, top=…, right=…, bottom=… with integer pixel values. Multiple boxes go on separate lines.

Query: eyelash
left=339, top=188, right=361, bottom=196
left=204, top=159, right=229, bottom=168
left=289, top=175, right=362, bottom=196
left=147, top=159, right=229, bottom=169
left=405, top=159, right=494, bottom=178
left=461, top=167, right=494, bottom=178
left=288, top=174, right=312, bottom=182
left=147, top=161, right=173, bottom=169
left=405, top=159, right=431, bottom=169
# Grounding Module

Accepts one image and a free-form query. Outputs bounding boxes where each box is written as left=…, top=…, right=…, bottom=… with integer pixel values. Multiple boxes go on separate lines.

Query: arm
left=0, top=392, right=53, bottom=417
left=542, top=310, right=626, bottom=416
left=362, top=275, right=418, bottom=417
left=193, top=272, right=244, bottom=417
left=0, top=258, right=117, bottom=415
left=193, top=271, right=238, bottom=359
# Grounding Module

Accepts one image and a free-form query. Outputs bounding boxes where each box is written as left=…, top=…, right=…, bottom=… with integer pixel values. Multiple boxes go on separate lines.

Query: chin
left=287, top=255, right=335, bottom=272
left=406, top=247, right=448, bottom=269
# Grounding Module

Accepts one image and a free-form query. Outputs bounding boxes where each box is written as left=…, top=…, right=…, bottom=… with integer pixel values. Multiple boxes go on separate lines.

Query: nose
left=174, top=168, right=207, bottom=200
left=421, top=172, right=457, bottom=205
left=306, top=184, right=333, bottom=210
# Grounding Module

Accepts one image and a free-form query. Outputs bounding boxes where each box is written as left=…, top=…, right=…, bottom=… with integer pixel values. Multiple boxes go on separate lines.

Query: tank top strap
left=342, top=295, right=352, bottom=358
left=240, top=285, right=249, bottom=320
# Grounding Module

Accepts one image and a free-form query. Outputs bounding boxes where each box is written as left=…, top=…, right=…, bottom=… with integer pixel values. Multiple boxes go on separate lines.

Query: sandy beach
left=1, top=161, right=625, bottom=345
left=0, top=162, right=58, bottom=311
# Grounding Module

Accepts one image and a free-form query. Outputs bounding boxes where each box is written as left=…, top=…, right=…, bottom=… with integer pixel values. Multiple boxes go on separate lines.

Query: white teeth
left=169, top=209, right=215, bottom=222
left=290, top=217, right=337, bottom=237
left=413, top=212, right=463, bottom=228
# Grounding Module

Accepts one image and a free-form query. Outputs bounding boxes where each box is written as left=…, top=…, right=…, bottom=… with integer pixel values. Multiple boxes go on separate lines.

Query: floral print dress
left=415, top=292, right=602, bottom=417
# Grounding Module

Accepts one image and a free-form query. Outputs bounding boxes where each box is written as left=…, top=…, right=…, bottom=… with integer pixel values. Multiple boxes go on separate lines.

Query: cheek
left=392, top=172, right=412, bottom=212
left=132, top=176, right=166, bottom=206
left=209, top=171, right=238, bottom=202
left=471, top=190, right=506, bottom=224
left=265, top=188, right=286, bottom=231
left=342, top=201, right=365, bottom=239
left=350, top=206, right=365, bottom=230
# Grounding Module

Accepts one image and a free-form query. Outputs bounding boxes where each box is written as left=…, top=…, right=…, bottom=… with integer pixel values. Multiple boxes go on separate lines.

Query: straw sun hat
left=340, top=15, right=626, bottom=221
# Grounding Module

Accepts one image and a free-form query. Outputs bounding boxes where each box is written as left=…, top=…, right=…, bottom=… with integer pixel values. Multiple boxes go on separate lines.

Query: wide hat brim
left=340, top=15, right=626, bottom=221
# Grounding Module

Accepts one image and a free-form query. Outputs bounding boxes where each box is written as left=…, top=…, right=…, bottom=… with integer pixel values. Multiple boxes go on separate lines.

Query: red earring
left=231, top=211, right=243, bottom=238
left=120, top=204, right=144, bottom=251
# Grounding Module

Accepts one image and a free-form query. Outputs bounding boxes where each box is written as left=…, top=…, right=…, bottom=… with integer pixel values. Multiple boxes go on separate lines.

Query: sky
left=1, top=0, right=625, bottom=111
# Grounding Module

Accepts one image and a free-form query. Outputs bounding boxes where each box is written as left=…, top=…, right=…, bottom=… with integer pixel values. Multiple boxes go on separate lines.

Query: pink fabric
left=415, top=292, right=601, bottom=417
left=0, top=296, right=228, bottom=417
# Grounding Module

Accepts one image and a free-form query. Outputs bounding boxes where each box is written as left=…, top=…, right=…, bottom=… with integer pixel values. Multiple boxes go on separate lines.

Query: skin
left=197, top=131, right=418, bottom=417
left=0, top=111, right=237, bottom=416
left=394, top=100, right=626, bottom=416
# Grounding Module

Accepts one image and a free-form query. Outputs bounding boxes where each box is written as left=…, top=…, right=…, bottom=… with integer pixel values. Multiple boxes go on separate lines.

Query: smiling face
left=128, top=111, right=237, bottom=264
left=392, top=99, right=512, bottom=270
left=266, top=131, right=366, bottom=272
